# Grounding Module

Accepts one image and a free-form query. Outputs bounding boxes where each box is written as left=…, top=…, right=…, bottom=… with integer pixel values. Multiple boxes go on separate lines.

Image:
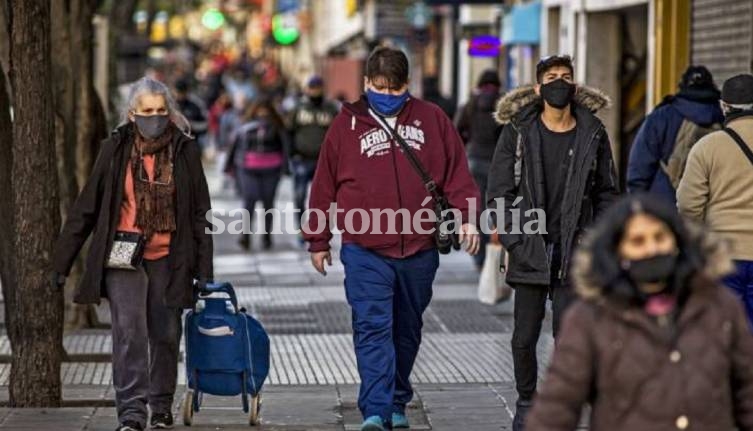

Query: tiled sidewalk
left=0, top=173, right=560, bottom=430
left=0, top=383, right=519, bottom=430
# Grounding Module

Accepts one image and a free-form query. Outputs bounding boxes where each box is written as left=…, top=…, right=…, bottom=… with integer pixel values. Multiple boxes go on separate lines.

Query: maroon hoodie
left=303, top=96, right=480, bottom=258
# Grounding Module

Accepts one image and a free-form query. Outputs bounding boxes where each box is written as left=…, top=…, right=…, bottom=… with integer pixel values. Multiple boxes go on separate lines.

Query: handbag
left=477, top=243, right=512, bottom=305
left=369, top=109, right=461, bottom=254
left=106, top=231, right=146, bottom=270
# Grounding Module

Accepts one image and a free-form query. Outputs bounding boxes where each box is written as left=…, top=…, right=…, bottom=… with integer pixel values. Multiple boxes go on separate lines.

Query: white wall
left=311, top=0, right=366, bottom=57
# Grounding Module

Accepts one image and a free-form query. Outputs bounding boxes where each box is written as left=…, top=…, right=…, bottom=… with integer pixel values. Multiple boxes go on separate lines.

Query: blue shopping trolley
left=182, top=281, right=270, bottom=426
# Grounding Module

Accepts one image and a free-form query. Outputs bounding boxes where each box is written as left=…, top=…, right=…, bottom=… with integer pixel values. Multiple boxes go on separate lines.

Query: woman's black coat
left=53, top=123, right=214, bottom=308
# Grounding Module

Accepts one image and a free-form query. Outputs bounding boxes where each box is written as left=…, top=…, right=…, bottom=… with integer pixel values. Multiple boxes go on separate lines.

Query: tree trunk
left=0, top=51, right=16, bottom=354
left=7, top=0, right=63, bottom=407
left=69, top=0, right=107, bottom=329
left=106, top=0, right=138, bottom=120
left=51, top=0, right=84, bottom=333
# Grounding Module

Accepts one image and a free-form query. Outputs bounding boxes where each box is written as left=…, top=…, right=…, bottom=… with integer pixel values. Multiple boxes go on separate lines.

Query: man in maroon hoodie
left=303, top=47, right=480, bottom=431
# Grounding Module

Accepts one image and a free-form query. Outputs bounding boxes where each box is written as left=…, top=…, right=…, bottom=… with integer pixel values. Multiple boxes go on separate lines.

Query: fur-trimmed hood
left=572, top=224, right=735, bottom=301
left=494, top=85, right=612, bottom=125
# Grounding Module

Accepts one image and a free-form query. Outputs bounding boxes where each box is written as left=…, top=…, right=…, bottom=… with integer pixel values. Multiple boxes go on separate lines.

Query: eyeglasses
left=136, top=147, right=173, bottom=186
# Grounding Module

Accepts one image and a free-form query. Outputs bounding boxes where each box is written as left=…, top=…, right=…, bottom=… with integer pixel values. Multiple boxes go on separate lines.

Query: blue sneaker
left=392, top=412, right=410, bottom=428
left=361, top=416, right=385, bottom=431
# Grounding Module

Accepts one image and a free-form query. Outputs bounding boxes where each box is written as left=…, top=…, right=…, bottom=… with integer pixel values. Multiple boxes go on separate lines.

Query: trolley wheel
left=182, top=389, right=194, bottom=426
left=248, top=393, right=261, bottom=426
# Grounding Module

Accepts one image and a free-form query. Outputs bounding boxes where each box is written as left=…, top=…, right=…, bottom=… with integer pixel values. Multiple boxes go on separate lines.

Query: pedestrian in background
left=526, top=194, right=753, bottom=431
left=678, top=73, right=753, bottom=328
left=289, top=75, right=339, bottom=237
left=627, top=65, right=723, bottom=203
left=226, top=98, right=289, bottom=251
left=303, top=46, right=480, bottom=431
left=422, top=76, right=455, bottom=119
left=175, top=78, right=210, bottom=148
left=486, top=55, right=619, bottom=430
left=52, top=77, right=214, bottom=431
left=455, top=69, right=504, bottom=271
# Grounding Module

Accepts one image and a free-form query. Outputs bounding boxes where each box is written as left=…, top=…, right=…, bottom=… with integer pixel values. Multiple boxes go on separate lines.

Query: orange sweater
left=117, top=155, right=172, bottom=260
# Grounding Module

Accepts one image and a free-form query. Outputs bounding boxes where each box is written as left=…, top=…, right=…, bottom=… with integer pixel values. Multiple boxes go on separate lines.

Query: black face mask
left=623, top=253, right=678, bottom=285
left=134, top=114, right=170, bottom=140
left=540, top=79, right=576, bottom=109
left=310, top=95, right=324, bottom=106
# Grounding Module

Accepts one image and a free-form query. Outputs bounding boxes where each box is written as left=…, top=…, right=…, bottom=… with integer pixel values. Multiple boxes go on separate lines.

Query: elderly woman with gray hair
left=52, top=77, right=214, bottom=431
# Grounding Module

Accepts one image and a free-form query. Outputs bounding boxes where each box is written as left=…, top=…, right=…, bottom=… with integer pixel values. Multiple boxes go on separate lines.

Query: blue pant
left=292, top=159, right=317, bottom=229
left=341, top=244, right=439, bottom=422
left=237, top=167, right=281, bottom=234
left=722, top=260, right=753, bottom=329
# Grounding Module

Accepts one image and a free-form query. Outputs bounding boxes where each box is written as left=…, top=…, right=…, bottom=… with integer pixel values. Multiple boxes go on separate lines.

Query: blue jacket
left=626, top=96, right=723, bottom=203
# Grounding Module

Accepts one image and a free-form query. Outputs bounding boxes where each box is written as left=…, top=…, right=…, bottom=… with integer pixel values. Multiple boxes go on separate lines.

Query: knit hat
left=677, top=65, right=720, bottom=102
left=721, top=74, right=753, bottom=105
left=477, top=69, right=501, bottom=87
left=679, top=66, right=715, bottom=91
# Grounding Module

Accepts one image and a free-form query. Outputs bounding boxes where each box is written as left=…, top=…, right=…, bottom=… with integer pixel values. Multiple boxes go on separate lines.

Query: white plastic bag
left=478, top=243, right=512, bottom=305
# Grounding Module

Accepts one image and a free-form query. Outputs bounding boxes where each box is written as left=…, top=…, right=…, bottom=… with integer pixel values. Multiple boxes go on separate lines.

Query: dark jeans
left=510, top=244, right=575, bottom=401
left=722, top=259, right=753, bottom=330
left=469, top=157, right=491, bottom=268
left=237, top=167, right=282, bottom=234
left=105, top=257, right=182, bottom=427
left=292, top=159, right=317, bottom=229
left=341, top=244, right=439, bottom=422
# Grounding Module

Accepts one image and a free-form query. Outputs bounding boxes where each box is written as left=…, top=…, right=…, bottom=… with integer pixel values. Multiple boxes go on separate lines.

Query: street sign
left=406, top=1, right=432, bottom=29
left=469, top=35, right=501, bottom=57
left=272, top=13, right=300, bottom=45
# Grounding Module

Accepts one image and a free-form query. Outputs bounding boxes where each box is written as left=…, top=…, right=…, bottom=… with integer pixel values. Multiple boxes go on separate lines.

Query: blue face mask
left=366, top=88, right=410, bottom=117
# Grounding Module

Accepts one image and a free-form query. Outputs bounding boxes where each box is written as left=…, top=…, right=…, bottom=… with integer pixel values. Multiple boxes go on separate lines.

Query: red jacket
left=303, top=96, right=480, bottom=258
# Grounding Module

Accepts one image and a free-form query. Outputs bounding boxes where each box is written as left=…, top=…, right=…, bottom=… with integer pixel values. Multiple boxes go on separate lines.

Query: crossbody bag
left=106, top=231, right=146, bottom=270
left=369, top=109, right=460, bottom=254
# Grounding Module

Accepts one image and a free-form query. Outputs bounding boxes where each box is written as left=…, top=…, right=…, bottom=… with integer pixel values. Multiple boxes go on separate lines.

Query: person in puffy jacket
left=526, top=193, right=753, bottom=431
left=486, top=55, right=620, bottom=431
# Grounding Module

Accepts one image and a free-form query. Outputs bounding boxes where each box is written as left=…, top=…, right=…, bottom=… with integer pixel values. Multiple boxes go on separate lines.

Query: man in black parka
left=486, top=55, right=620, bottom=430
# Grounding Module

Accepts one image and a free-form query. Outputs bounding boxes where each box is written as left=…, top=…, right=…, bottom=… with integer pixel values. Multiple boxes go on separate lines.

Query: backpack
left=661, top=119, right=721, bottom=189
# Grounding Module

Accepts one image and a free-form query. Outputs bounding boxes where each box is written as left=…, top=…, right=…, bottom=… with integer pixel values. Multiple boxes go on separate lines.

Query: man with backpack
left=486, top=55, right=620, bottom=431
left=627, top=65, right=724, bottom=203
left=303, top=46, right=480, bottom=431
left=455, top=69, right=504, bottom=270
left=289, top=76, right=339, bottom=233
left=678, top=73, right=753, bottom=328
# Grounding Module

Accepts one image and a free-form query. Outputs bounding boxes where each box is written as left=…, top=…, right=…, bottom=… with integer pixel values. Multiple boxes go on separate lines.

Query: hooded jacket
left=526, top=240, right=753, bottom=431
left=52, top=123, right=214, bottom=308
left=487, top=85, right=619, bottom=285
left=303, top=96, right=480, bottom=258
left=626, top=95, right=724, bottom=202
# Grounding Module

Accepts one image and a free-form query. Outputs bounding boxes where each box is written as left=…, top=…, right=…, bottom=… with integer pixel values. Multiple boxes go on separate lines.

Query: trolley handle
left=194, top=280, right=239, bottom=308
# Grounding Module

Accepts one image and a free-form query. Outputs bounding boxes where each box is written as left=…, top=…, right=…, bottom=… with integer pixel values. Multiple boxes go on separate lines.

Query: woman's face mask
left=133, top=114, right=170, bottom=139
left=618, top=213, right=679, bottom=289
left=131, top=93, right=170, bottom=139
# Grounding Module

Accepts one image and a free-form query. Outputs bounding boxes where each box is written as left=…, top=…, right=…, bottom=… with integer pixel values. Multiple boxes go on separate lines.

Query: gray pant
left=105, top=257, right=182, bottom=427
